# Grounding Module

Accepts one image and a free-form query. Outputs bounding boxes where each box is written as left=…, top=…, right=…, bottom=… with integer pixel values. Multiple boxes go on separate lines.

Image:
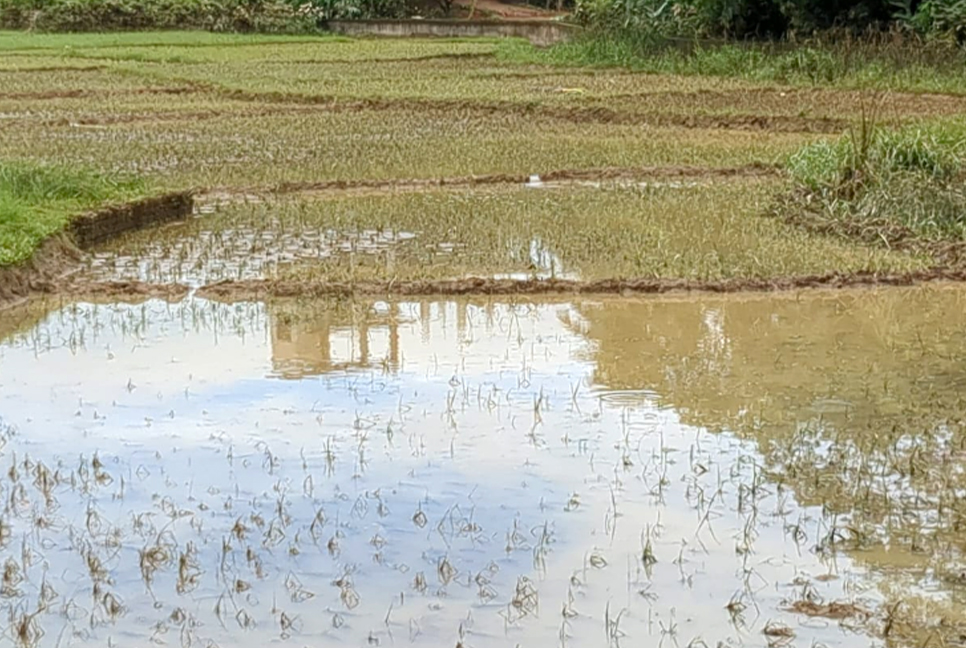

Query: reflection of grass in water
left=567, top=287, right=966, bottom=645
left=6, top=292, right=966, bottom=646
left=97, top=183, right=928, bottom=284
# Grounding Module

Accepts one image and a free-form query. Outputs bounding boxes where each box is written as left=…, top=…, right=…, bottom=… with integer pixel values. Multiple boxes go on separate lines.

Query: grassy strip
left=0, top=30, right=339, bottom=50
left=0, top=162, right=144, bottom=266
left=497, top=35, right=966, bottom=94
left=777, top=119, right=966, bottom=261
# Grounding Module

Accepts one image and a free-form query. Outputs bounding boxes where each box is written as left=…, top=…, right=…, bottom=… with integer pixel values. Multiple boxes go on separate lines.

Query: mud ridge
left=218, top=89, right=849, bottom=133
left=0, top=235, right=84, bottom=309
left=12, top=90, right=847, bottom=133
left=195, top=163, right=780, bottom=201
left=189, top=269, right=966, bottom=301
left=0, top=64, right=109, bottom=74
left=70, top=192, right=194, bottom=247
left=0, top=86, right=200, bottom=101
left=1, top=192, right=195, bottom=310
left=289, top=52, right=495, bottom=65
left=55, top=281, right=191, bottom=302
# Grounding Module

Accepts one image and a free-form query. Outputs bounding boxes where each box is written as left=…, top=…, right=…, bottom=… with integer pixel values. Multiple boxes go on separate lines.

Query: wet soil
left=69, top=191, right=194, bottom=248
left=191, top=269, right=966, bottom=301
left=0, top=235, right=82, bottom=307
left=216, top=90, right=852, bottom=133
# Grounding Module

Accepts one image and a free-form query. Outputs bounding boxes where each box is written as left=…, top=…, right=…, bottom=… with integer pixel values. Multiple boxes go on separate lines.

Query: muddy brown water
left=1, top=286, right=965, bottom=647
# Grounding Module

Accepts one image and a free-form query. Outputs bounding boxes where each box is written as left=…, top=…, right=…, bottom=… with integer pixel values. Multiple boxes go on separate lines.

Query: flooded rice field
left=2, top=287, right=966, bottom=647
left=78, top=185, right=925, bottom=287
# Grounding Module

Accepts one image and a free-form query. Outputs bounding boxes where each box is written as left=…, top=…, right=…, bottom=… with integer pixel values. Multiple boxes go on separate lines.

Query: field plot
left=2, top=31, right=966, bottom=648
left=2, top=32, right=961, bottom=289
left=79, top=183, right=928, bottom=288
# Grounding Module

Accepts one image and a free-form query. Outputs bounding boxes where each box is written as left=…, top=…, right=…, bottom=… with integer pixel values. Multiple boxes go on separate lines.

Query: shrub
left=571, top=0, right=958, bottom=39
left=785, top=122, right=966, bottom=243
left=910, top=0, right=966, bottom=42
left=0, top=0, right=409, bottom=31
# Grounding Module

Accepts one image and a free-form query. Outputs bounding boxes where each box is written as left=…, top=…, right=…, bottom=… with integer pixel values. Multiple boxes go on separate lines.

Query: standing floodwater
left=1, top=288, right=965, bottom=647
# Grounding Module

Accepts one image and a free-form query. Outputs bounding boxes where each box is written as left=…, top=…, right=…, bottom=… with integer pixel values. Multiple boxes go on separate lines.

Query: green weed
left=497, top=35, right=966, bottom=94
left=782, top=120, right=966, bottom=251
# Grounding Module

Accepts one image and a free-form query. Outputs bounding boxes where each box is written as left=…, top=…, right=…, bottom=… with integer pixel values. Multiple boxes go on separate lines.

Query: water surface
left=2, top=287, right=965, bottom=647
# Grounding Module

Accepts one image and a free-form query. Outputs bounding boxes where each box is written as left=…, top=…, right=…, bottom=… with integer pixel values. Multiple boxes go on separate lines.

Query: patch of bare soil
left=454, top=0, right=567, bottom=20
left=12, top=98, right=846, bottom=133
left=0, top=235, right=83, bottom=310
left=0, top=86, right=199, bottom=101
left=233, top=163, right=778, bottom=195
left=60, top=280, right=191, bottom=302
left=191, top=164, right=777, bottom=206
left=0, top=85, right=846, bottom=133
left=0, top=65, right=108, bottom=74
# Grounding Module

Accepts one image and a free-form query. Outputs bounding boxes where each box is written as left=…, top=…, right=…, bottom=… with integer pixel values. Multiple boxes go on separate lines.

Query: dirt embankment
left=0, top=235, right=84, bottom=308
left=216, top=89, right=850, bottom=134
left=70, top=192, right=194, bottom=247
left=0, top=192, right=193, bottom=310
left=191, top=269, right=966, bottom=301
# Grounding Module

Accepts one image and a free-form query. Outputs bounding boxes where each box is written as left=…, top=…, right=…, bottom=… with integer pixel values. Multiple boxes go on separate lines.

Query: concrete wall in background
left=326, top=19, right=579, bottom=46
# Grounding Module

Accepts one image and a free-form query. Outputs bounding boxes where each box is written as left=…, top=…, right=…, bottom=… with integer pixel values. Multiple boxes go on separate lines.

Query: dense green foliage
left=0, top=0, right=407, bottom=32
left=574, top=0, right=966, bottom=39
left=0, top=163, right=143, bottom=266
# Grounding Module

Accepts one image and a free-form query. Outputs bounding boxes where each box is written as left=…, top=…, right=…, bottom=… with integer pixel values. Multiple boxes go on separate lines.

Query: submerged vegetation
left=86, top=182, right=929, bottom=286
left=4, top=289, right=966, bottom=647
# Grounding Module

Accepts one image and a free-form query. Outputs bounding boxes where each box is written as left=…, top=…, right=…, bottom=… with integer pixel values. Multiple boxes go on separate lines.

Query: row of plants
left=0, top=0, right=410, bottom=32
left=572, top=0, right=966, bottom=41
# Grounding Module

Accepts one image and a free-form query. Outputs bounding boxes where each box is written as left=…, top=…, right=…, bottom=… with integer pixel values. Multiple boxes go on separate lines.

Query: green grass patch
left=0, top=162, right=144, bottom=266
left=497, top=35, right=966, bottom=94
left=781, top=119, right=966, bottom=251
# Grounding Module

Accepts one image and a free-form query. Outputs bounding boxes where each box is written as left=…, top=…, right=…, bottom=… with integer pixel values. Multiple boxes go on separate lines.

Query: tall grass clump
left=0, top=162, right=143, bottom=266
left=782, top=118, right=966, bottom=248
left=497, top=33, right=966, bottom=93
